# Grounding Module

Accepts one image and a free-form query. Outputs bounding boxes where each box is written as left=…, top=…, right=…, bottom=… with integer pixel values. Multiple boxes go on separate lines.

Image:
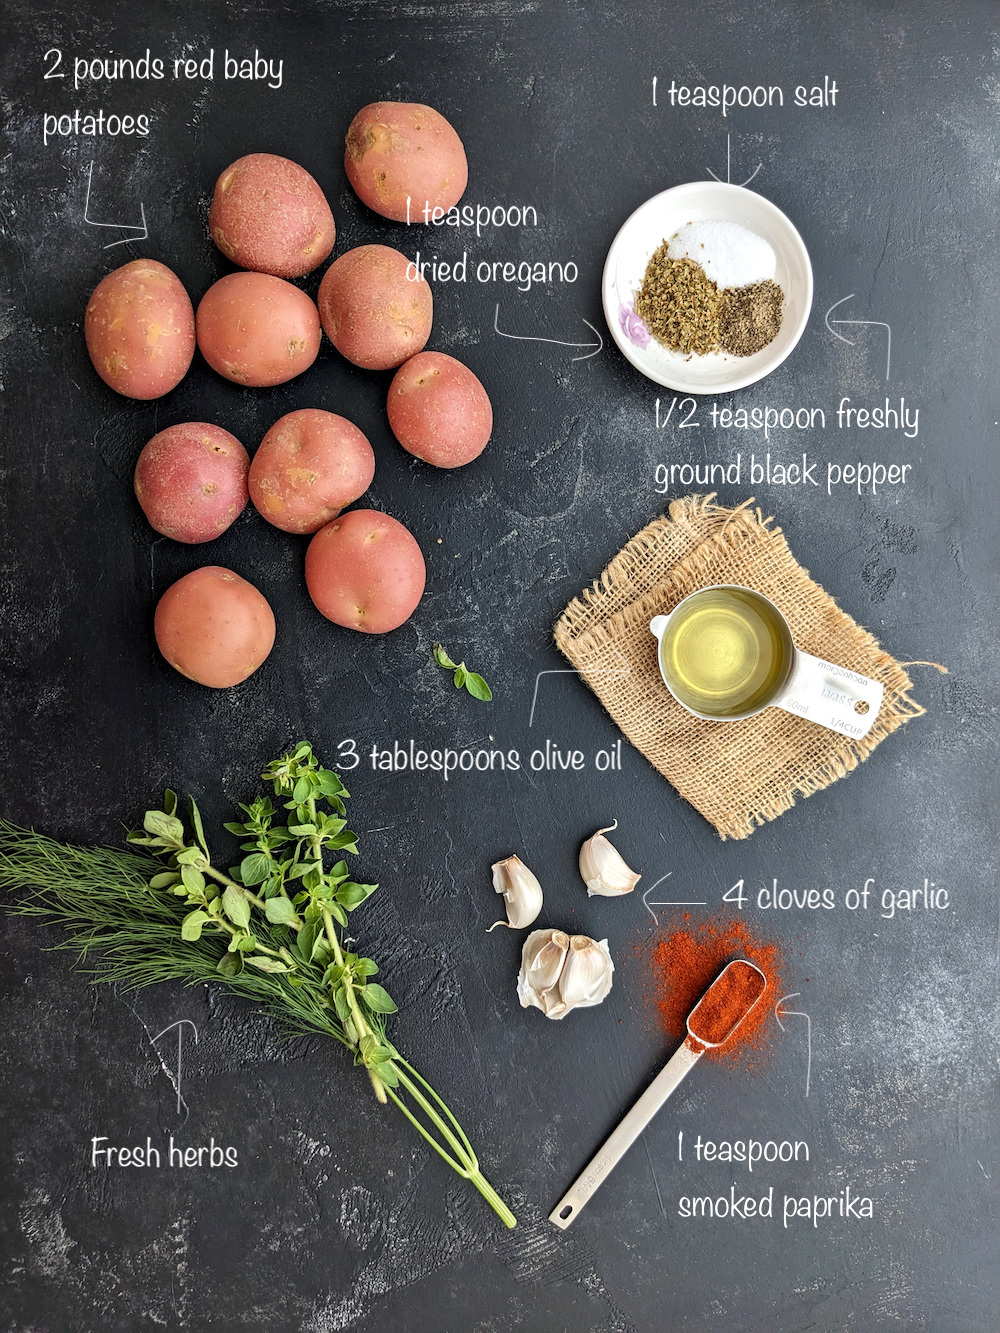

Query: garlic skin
left=488, top=854, right=543, bottom=931
left=517, top=929, right=614, bottom=1019
left=579, top=820, right=641, bottom=897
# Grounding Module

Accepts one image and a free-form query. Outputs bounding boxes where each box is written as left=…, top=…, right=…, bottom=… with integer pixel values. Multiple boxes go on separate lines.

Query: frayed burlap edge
left=554, top=495, right=926, bottom=839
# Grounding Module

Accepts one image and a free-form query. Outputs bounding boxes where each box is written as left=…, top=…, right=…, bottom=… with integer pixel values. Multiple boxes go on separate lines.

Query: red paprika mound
left=647, top=915, right=785, bottom=1066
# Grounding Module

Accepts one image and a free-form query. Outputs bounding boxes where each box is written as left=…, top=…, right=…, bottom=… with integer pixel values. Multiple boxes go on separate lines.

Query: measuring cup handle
left=773, top=649, right=884, bottom=741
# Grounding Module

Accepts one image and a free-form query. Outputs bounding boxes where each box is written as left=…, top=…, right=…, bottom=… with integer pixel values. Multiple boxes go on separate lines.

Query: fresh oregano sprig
left=0, top=743, right=515, bottom=1228
left=432, top=643, right=493, bottom=701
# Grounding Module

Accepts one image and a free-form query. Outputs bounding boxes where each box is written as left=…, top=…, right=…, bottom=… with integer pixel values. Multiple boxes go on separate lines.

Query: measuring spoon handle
left=549, top=1038, right=702, bottom=1230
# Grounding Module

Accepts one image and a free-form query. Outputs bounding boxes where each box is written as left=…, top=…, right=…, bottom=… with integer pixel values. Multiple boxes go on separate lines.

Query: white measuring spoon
left=549, top=959, right=767, bottom=1230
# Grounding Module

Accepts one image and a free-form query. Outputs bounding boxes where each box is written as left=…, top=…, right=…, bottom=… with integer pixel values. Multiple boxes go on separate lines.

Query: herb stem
left=306, top=796, right=386, bottom=1104
left=386, top=1065, right=516, bottom=1229
left=320, top=903, right=387, bottom=1104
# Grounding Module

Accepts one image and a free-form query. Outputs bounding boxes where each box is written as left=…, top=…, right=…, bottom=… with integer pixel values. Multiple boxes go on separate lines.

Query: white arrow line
left=775, top=994, right=811, bottom=1097
left=494, top=304, right=603, bottom=361
left=706, top=133, right=762, bottom=188
left=825, top=294, right=892, bottom=381
left=528, top=653, right=630, bottom=727
left=84, top=160, right=148, bottom=249
left=642, top=876, right=707, bottom=923
left=151, top=1019, right=199, bottom=1116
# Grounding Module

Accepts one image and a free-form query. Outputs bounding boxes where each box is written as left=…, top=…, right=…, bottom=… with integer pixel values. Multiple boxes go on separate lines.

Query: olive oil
left=659, top=587, right=793, bottom=719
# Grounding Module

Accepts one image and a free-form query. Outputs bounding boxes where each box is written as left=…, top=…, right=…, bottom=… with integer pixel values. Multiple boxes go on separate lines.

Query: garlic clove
left=517, top=928, right=569, bottom=1011
left=557, top=935, right=615, bottom=1011
left=517, top=929, right=614, bottom=1019
left=488, top=854, right=543, bottom=931
left=579, top=820, right=641, bottom=897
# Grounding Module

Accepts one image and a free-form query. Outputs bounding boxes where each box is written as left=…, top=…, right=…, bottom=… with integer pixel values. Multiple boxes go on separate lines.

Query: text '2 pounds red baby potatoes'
left=85, top=259, right=195, bottom=399
left=388, top=351, right=493, bottom=467
left=344, top=101, right=468, bottom=222
left=209, top=152, right=336, bottom=279
left=317, top=244, right=432, bottom=370
left=305, top=510, right=426, bottom=633
left=134, top=423, right=249, bottom=543
left=154, top=566, right=276, bottom=688
left=248, top=409, right=376, bottom=534
left=196, top=272, right=320, bottom=386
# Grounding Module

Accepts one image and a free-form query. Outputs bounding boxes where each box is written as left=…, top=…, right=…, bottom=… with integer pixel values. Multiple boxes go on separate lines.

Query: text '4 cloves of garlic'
left=579, top=821, right=641, bottom=896
left=517, top=929, right=614, bottom=1019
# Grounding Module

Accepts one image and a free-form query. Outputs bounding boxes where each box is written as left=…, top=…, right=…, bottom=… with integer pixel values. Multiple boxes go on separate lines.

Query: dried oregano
left=634, top=244, right=722, bottom=355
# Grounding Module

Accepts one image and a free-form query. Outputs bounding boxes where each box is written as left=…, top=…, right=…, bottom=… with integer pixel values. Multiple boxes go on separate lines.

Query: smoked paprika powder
left=647, top=915, right=785, bottom=1066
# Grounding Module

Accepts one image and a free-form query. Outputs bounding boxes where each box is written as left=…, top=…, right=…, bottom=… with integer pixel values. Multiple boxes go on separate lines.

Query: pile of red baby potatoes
left=84, top=101, right=491, bottom=688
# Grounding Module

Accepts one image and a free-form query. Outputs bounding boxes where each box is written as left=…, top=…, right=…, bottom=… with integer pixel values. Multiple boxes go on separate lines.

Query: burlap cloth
left=554, top=495, right=925, bottom=839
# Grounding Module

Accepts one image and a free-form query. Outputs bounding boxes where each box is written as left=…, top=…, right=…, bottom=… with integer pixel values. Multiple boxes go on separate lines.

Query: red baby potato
left=196, top=272, right=320, bottom=386
left=84, top=259, right=195, bottom=399
left=249, top=409, right=375, bottom=534
left=154, top=566, right=275, bottom=688
left=305, top=510, right=426, bottom=633
left=344, top=101, right=468, bottom=223
left=317, top=245, right=432, bottom=371
left=209, top=153, right=336, bottom=279
left=387, top=351, right=492, bottom=468
left=135, top=423, right=249, bottom=543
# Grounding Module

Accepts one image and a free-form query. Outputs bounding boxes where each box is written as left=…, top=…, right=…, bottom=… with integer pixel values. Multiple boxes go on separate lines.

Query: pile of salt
left=666, top=221, right=775, bottom=291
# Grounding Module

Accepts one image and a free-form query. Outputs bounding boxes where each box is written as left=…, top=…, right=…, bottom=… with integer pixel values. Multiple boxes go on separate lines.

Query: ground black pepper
left=717, top=280, right=784, bottom=356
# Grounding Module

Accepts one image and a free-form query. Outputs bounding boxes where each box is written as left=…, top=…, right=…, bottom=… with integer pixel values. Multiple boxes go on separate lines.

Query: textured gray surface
left=1, top=1, right=998, bottom=1329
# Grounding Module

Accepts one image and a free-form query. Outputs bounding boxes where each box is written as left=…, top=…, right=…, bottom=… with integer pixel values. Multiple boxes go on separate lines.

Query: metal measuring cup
left=649, top=584, right=884, bottom=740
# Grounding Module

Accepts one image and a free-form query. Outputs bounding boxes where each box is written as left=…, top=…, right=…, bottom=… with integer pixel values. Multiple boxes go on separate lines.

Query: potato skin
left=344, top=101, right=468, bottom=223
left=84, top=259, right=195, bottom=399
left=209, top=153, right=335, bottom=279
left=154, top=566, right=275, bottom=688
left=196, top=272, right=320, bottom=386
left=305, top=510, right=426, bottom=633
left=249, top=409, right=375, bottom=534
left=134, top=423, right=249, bottom=543
left=317, top=245, right=432, bottom=371
left=387, top=351, right=492, bottom=467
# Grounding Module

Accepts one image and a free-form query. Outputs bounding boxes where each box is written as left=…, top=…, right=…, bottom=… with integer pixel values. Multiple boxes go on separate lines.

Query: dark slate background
left=1, top=2, right=998, bottom=1330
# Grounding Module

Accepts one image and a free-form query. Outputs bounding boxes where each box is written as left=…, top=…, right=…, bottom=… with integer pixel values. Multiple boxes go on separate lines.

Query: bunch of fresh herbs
left=0, top=742, right=515, bottom=1228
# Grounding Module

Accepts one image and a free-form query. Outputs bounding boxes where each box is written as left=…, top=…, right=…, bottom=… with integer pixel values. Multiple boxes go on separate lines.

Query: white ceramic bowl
left=602, top=182, right=813, bottom=394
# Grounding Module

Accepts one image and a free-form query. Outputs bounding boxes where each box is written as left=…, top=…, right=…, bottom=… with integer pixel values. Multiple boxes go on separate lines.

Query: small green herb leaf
left=433, top=642, right=457, bottom=670
left=217, top=952, right=244, bottom=978
left=180, top=865, right=205, bottom=894
left=433, top=643, right=492, bottom=702
left=246, top=956, right=292, bottom=973
left=360, top=983, right=397, bottom=1014
left=464, top=672, right=493, bottom=701
left=181, top=910, right=209, bottom=941
left=188, top=797, right=209, bottom=855
left=222, top=886, right=252, bottom=930
left=143, top=811, right=184, bottom=841
left=149, top=871, right=180, bottom=890
left=239, top=853, right=271, bottom=885
left=265, top=895, right=297, bottom=925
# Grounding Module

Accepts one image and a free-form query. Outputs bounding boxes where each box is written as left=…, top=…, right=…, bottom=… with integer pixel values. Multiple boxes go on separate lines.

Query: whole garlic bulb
left=517, top=928, right=614, bottom=1020
left=488, top=854, right=543, bottom=931
left=579, top=820, right=641, bottom=897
